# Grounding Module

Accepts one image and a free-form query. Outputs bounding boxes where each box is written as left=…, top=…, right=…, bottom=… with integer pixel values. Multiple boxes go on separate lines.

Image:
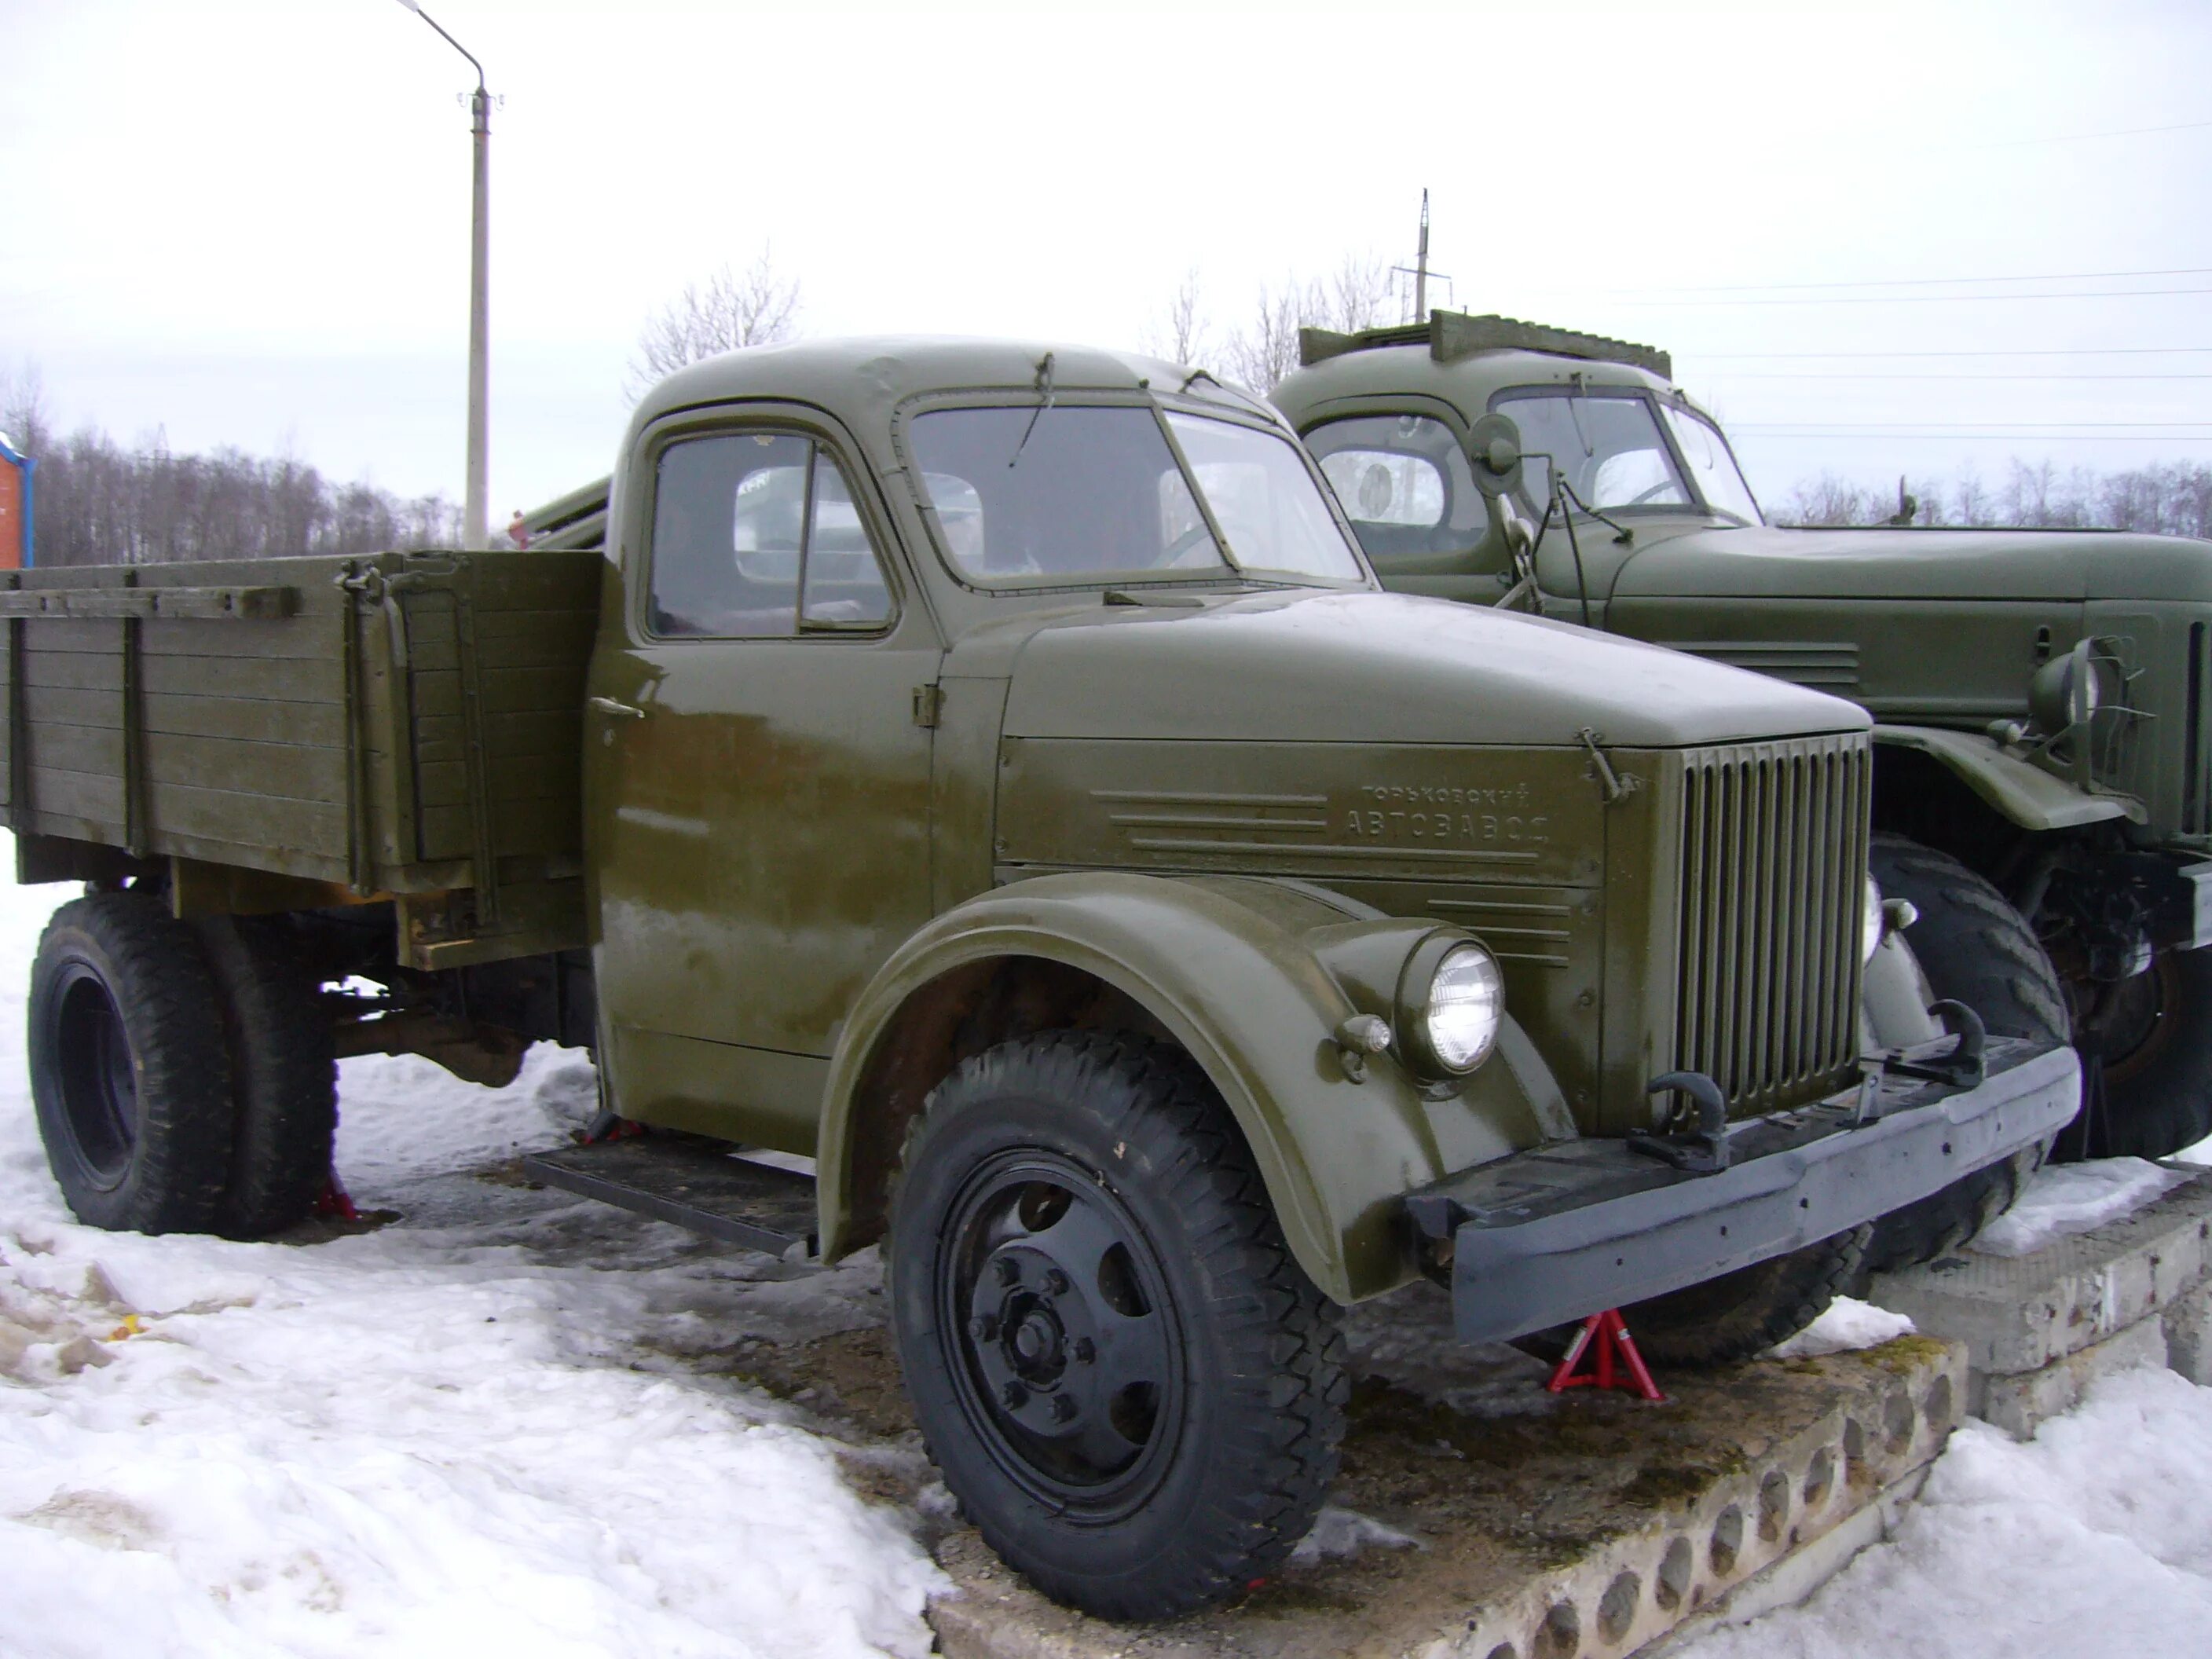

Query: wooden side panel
left=5, top=551, right=597, bottom=908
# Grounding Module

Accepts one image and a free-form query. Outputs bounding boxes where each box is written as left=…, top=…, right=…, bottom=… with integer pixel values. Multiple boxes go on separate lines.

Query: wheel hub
left=942, top=1163, right=1177, bottom=1501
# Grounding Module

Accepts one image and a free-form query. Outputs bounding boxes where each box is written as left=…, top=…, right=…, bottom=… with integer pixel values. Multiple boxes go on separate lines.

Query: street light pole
left=394, top=0, right=490, bottom=548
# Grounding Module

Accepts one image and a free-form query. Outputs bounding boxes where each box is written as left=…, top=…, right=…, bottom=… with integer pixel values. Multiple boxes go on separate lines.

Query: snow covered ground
left=2, top=848, right=2210, bottom=1657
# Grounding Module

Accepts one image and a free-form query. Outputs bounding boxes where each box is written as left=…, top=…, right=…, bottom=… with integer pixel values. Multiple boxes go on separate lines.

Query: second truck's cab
left=1275, top=312, right=2212, bottom=1163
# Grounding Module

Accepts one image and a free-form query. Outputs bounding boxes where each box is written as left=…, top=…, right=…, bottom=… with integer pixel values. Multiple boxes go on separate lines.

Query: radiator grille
left=1674, top=734, right=1871, bottom=1114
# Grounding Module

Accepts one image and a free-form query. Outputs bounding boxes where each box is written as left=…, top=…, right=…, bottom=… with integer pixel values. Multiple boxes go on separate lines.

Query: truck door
left=585, top=413, right=940, bottom=1151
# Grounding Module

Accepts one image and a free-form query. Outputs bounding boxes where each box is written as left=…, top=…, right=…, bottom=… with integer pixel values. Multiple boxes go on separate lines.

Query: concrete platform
left=1866, top=1167, right=2212, bottom=1437
left=925, top=1282, right=1965, bottom=1659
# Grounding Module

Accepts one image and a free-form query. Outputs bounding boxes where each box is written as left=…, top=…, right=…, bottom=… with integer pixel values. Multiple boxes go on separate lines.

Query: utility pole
left=1391, top=190, right=1452, bottom=325
left=466, top=81, right=489, bottom=549
left=1415, top=188, right=1430, bottom=320
left=395, top=1, right=491, bottom=548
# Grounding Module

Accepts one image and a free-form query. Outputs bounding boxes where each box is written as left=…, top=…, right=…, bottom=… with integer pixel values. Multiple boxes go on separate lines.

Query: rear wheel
left=2068, top=943, right=2212, bottom=1160
left=888, top=1031, right=1346, bottom=1621
left=1860, top=833, right=2067, bottom=1273
left=196, top=917, right=337, bottom=1238
left=29, top=892, right=235, bottom=1233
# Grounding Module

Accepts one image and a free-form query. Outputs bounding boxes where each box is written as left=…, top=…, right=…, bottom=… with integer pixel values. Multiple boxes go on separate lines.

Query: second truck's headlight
left=1862, top=874, right=1884, bottom=964
left=1402, top=941, right=1505, bottom=1075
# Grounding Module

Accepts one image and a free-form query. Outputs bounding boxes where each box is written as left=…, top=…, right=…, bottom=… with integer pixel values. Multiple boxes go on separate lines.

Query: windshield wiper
left=1007, top=351, right=1056, bottom=470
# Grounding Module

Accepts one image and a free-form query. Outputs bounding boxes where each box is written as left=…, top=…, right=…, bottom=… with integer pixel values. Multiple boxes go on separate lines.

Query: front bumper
left=1404, top=1038, right=2080, bottom=1346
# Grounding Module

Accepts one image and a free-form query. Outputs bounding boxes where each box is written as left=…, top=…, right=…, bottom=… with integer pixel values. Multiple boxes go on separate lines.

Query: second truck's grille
left=1674, top=734, right=1871, bottom=1114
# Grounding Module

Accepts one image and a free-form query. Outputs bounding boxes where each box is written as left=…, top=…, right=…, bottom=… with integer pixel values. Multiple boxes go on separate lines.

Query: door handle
left=588, top=696, right=647, bottom=720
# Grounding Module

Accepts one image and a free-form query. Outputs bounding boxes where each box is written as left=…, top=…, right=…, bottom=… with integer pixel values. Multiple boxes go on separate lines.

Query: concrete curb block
left=1868, top=1170, right=2212, bottom=1437
left=926, top=1340, right=1966, bottom=1659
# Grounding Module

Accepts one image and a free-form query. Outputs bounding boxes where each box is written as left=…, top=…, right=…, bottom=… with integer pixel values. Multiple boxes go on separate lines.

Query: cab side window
left=649, top=432, right=893, bottom=637
left=1303, top=414, right=1488, bottom=564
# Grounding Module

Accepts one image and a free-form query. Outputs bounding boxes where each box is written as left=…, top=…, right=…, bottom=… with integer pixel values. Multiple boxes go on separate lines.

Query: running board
left=521, top=1135, right=818, bottom=1256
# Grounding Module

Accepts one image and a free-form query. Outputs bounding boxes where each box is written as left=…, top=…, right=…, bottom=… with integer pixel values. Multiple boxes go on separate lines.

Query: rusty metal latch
left=1578, top=727, right=1638, bottom=804
left=912, top=684, right=944, bottom=728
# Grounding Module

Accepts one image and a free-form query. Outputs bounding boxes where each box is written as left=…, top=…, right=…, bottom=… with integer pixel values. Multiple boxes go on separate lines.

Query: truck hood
left=1613, top=522, right=2212, bottom=604
left=987, top=588, right=1866, bottom=748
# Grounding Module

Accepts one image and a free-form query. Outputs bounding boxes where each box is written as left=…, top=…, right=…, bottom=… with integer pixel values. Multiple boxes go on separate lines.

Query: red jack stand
left=315, top=1172, right=360, bottom=1222
left=1545, top=1309, right=1667, bottom=1402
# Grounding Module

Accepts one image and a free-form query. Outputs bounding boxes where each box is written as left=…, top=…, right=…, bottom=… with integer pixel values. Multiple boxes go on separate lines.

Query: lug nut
left=993, top=1257, right=1021, bottom=1287
left=1000, top=1381, right=1027, bottom=1409
left=1072, top=1338, right=1096, bottom=1364
left=968, top=1313, right=999, bottom=1342
left=1043, top=1269, right=1071, bottom=1295
left=1051, top=1394, right=1079, bottom=1423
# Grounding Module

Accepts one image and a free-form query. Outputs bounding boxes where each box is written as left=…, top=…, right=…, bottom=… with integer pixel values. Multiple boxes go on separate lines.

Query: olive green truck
left=12, top=339, right=2074, bottom=1619
left=1274, top=313, right=2212, bottom=1202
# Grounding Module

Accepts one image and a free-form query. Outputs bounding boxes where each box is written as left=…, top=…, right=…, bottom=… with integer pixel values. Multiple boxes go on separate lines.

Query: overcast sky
left=3, top=0, right=2208, bottom=519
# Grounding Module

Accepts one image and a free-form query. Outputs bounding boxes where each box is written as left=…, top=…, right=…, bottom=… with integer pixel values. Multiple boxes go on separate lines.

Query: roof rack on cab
left=1297, top=310, right=1672, bottom=381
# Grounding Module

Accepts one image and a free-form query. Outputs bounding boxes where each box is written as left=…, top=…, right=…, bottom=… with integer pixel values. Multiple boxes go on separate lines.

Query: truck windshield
left=909, top=405, right=1364, bottom=586
left=1660, top=404, right=1763, bottom=525
left=1493, top=389, right=1691, bottom=515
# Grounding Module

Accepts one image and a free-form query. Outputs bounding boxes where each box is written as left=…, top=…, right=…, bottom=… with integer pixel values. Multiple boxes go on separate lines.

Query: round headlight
left=1408, top=941, right=1504, bottom=1075
left=2029, top=639, right=2109, bottom=735
left=1862, top=873, right=1884, bottom=964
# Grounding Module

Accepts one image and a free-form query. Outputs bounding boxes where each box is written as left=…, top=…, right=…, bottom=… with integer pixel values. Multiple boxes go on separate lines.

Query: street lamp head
left=391, top=0, right=422, bottom=11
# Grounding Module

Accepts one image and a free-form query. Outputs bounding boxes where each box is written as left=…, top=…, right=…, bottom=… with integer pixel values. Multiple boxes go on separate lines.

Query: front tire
left=888, top=1031, right=1346, bottom=1621
left=1860, top=833, right=2066, bottom=1273
left=29, top=892, right=235, bottom=1233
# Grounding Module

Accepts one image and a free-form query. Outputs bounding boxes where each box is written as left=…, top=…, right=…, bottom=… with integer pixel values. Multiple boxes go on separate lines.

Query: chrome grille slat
left=1674, top=734, right=1870, bottom=1113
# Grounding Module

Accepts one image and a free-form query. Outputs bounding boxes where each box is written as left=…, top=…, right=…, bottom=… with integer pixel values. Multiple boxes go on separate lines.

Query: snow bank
left=1972, top=1157, right=2196, bottom=1258
left=0, top=849, right=944, bottom=1659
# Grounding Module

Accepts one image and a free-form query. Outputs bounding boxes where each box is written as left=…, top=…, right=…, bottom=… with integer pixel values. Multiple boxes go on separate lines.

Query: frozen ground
left=1, top=852, right=2209, bottom=1659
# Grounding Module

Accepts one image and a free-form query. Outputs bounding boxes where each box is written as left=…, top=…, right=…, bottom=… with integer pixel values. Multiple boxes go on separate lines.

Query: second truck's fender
left=1874, top=723, right=2142, bottom=830
left=815, top=870, right=1564, bottom=1303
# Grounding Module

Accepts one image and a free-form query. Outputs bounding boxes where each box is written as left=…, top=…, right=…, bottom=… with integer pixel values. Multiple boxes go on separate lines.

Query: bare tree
left=1, top=361, right=51, bottom=455
left=1221, top=280, right=1309, bottom=395
left=625, top=246, right=803, bottom=401
left=1317, top=254, right=1395, bottom=334
left=1162, top=253, right=1395, bottom=395
left=1141, top=268, right=1210, bottom=364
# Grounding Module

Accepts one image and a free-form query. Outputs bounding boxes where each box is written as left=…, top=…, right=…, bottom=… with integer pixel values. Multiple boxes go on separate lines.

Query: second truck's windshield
left=909, top=405, right=1364, bottom=586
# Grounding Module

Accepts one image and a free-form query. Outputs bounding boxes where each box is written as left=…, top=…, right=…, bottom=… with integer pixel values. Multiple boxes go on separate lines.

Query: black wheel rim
left=936, top=1149, right=1185, bottom=1519
left=2079, top=953, right=2177, bottom=1086
left=48, top=962, right=139, bottom=1189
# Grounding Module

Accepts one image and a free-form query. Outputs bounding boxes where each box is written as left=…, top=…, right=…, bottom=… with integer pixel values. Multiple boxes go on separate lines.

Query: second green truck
left=1274, top=311, right=2212, bottom=1191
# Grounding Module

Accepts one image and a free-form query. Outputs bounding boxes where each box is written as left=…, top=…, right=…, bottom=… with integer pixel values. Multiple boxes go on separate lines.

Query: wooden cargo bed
left=0, top=551, right=603, bottom=968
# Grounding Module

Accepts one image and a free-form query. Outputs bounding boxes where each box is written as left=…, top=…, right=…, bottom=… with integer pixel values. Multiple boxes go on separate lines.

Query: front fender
left=1875, top=723, right=2142, bottom=830
left=817, top=870, right=1563, bottom=1302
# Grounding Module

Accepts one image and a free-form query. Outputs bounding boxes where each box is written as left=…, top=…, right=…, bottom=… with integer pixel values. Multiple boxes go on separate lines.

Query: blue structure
left=0, top=430, right=31, bottom=568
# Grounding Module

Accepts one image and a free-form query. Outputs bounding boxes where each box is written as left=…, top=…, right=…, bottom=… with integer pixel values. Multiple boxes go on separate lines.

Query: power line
left=1738, top=423, right=2212, bottom=430
left=1961, top=118, right=2212, bottom=151
left=1618, top=285, right=2212, bottom=309
left=1735, top=433, right=2212, bottom=443
left=1737, top=434, right=2212, bottom=444
left=1701, top=372, right=2212, bottom=382
left=1555, top=266, right=2212, bottom=298
left=1694, top=347, right=2212, bottom=361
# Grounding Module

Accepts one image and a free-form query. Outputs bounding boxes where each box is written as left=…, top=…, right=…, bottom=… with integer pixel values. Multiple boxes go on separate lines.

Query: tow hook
left=1880, top=1000, right=1989, bottom=1090
left=1628, top=1071, right=1731, bottom=1174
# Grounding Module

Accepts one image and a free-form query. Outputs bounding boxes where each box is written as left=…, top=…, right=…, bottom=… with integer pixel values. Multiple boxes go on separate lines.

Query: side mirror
left=1467, top=413, right=1524, bottom=498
